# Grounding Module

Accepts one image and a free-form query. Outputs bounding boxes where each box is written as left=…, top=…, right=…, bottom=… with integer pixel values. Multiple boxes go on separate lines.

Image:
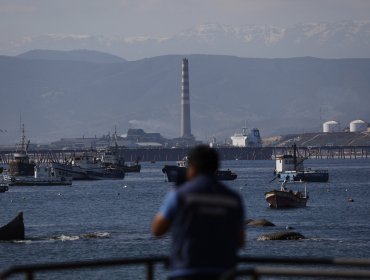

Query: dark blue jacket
left=169, top=175, right=244, bottom=276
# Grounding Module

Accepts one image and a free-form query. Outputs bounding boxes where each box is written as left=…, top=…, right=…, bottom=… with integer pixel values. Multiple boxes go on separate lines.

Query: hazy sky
left=1, top=0, right=370, bottom=40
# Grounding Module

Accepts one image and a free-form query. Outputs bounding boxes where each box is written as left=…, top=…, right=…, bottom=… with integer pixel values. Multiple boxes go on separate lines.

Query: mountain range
left=0, top=50, right=369, bottom=144
left=1, top=20, right=370, bottom=60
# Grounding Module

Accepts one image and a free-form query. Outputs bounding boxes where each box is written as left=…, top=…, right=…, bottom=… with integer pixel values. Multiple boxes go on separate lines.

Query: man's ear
left=187, top=165, right=197, bottom=180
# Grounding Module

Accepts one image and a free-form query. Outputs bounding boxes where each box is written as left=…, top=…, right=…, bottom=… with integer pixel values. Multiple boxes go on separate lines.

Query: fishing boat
left=265, top=180, right=308, bottom=208
left=100, top=136, right=141, bottom=173
left=274, top=144, right=329, bottom=182
left=62, top=152, right=125, bottom=180
left=8, top=124, right=35, bottom=177
left=65, top=151, right=102, bottom=180
left=0, top=182, right=9, bottom=192
left=162, top=157, right=237, bottom=183
left=0, top=212, right=25, bottom=241
left=0, top=168, right=9, bottom=192
left=8, top=163, right=72, bottom=186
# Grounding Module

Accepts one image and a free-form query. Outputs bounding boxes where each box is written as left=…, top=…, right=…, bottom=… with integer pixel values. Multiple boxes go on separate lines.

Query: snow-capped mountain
left=1, top=20, right=370, bottom=59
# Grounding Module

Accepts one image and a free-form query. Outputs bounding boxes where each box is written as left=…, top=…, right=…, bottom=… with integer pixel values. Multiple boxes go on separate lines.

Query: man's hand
left=151, top=214, right=171, bottom=237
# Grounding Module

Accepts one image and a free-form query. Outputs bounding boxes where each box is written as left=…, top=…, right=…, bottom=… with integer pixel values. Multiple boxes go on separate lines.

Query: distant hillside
left=0, top=51, right=370, bottom=144
left=18, top=49, right=126, bottom=63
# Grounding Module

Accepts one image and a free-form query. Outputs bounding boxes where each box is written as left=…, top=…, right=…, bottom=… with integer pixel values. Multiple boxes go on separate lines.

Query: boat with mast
left=8, top=124, right=35, bottom=177
left=265, top=180, right=309, bottom=208
left=100, top=128, right=141, bottom=173
left=274, top=144, right=329, bottom=182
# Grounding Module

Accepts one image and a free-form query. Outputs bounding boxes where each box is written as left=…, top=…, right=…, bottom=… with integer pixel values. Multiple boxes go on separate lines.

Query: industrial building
left=323, top=121, right=340, bottom=133
left=350, top=120, right=368, bottom=132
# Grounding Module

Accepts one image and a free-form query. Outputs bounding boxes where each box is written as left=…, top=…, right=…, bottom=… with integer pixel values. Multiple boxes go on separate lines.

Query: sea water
left=0, top=159, right=369, bottom=279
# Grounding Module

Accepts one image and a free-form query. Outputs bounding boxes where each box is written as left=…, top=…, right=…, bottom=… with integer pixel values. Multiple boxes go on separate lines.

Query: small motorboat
left=265, top=180, right=308, bottom=209
left=0, top=212, right=25, bottom=241
left=162, top=157, right=237, bottom=183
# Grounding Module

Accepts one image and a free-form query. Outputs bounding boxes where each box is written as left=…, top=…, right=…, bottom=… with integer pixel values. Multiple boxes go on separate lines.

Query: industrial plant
left=322, top=119, right=369, bottom=133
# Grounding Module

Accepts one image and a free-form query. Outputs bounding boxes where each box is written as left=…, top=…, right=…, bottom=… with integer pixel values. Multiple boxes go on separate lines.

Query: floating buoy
left=348, top=197, right=354, bottom=202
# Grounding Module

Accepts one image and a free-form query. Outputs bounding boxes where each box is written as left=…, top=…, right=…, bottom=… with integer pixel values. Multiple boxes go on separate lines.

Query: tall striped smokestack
left=181, top=58, right=191, bottom=138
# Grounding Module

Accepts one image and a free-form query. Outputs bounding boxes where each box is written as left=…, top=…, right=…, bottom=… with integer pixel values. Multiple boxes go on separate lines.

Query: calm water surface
left=1, top=159, right=370, bottom=279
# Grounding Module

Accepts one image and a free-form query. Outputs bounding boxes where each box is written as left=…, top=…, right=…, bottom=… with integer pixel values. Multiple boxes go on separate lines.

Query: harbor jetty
left=0, top=145, right=369, bottom=164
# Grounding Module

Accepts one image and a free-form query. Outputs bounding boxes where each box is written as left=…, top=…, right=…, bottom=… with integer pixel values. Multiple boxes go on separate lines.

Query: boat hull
left=123, top=164, right=141, bottom=173
left=0, top=212, right=25, bottom=240
left=85, top=169, right=125, bottom=180
left=162, top=165, right=237, bottom=183
left=265, top=190, right=308, bottom=208
left=66, top=168, right=90, bottom=180
left=278, top=170, right=329, bottom=182
left=9, top=161, right=35, bottom=177
left=9, top=177, right=72, bottom=186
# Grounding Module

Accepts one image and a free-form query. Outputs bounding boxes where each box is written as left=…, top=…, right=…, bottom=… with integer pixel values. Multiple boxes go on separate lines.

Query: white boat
left=274, top=144, right=329, bottom=182
left=7, top=163, right=72, bottom=186
left=230, top=127, right=262, bottom=147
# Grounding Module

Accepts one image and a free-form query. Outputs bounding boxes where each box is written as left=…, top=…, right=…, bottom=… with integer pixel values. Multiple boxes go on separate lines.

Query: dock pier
left=271, top=146, right=370, bottom=160
left=0, top=146, right=369, bottom=164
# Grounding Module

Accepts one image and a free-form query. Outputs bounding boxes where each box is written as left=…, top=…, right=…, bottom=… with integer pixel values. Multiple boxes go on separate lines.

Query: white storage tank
left=350, top=120, right=368, bottom=132
left=323, top=121, right=339, bottom=133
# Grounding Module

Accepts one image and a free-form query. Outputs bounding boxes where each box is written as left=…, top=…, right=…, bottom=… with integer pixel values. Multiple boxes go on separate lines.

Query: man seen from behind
left=152, top=145, right=245, bottom=280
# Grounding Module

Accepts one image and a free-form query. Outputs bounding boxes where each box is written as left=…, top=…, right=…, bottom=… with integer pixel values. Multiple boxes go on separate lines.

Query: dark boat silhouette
left=162, top=157, right=237, bottom=183
left=123, top=163, right=141, bottom=173
left=0, top=212, right=25, bottom=241
left=9, top=125, right=35, bottom=177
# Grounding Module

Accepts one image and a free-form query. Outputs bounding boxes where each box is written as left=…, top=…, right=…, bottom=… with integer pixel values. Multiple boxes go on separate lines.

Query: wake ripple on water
left=51, top=231, right=111, bottom=242
left=10, top=232, right=111, bottom=244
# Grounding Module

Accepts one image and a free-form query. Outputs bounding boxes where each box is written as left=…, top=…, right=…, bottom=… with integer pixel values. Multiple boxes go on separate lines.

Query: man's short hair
left=188, top=145, right=219, bottom=175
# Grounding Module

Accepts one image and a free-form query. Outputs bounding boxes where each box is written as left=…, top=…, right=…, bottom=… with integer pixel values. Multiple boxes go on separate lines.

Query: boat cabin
left=177, top=156, right=188, bottom=168
left=275, top=155, right=305, bottom=173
